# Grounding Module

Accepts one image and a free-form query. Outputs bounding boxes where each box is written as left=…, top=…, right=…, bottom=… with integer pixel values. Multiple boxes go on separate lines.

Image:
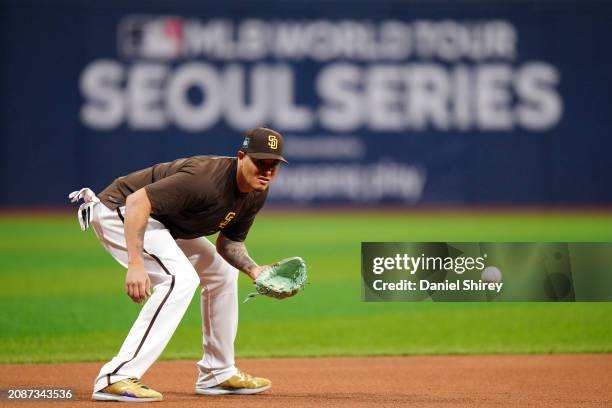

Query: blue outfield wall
left=1, top=0, right=612, bottom=206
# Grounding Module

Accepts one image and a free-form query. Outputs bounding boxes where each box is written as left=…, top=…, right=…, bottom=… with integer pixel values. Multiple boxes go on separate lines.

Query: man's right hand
left=125, top=263, right=151, bottom=303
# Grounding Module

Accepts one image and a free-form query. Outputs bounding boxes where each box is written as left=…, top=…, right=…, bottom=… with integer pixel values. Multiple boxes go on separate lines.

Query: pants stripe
left=102, top=208, right=176, bottom=386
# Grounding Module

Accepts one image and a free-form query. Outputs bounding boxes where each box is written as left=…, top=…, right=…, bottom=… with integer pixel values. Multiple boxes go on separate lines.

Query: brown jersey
left=97, top=156, right=268, bottom=241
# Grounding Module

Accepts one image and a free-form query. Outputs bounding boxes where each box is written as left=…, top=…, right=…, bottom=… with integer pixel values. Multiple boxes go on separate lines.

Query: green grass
left=1, top=212, right=612, bottom=363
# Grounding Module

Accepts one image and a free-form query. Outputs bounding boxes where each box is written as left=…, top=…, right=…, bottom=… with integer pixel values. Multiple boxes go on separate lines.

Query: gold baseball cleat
left=195, top=370, right=271, bottom=395
left=92, top=378, right=163, bottom=402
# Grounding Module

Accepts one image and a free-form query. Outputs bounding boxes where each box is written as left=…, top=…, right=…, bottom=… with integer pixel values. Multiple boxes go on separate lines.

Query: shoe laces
left=127, top=378, right=150, bottom=390
left=237, top=370, right=254, bottom=381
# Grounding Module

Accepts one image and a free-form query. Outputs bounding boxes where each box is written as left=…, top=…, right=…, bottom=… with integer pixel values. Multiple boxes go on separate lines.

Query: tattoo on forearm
left=217, top=236, right=258, bottom=274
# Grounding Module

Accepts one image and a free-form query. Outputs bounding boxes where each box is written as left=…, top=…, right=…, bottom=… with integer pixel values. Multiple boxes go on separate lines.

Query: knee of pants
left=174, top=270, right=201, bottom=294
left=201, top=265, right=238, bottom=296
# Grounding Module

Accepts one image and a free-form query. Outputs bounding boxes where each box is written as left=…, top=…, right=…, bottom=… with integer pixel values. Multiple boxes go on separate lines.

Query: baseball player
left=70, top=127, right=286, bottom=402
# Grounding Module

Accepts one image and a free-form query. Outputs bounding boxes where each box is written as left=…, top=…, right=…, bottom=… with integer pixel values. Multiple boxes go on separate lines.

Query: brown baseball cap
left=240, top=127, right=288, bottom=163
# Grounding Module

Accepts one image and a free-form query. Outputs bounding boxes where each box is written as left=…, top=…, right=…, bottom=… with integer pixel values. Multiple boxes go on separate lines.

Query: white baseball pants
left=90, top=203, right=239, bottom=392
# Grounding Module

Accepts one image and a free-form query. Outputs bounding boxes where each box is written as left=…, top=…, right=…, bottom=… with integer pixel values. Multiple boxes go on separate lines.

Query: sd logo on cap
left=241, top=127, right=288, bottom=163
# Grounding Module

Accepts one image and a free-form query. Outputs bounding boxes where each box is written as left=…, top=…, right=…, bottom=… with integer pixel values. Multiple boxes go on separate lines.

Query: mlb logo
left=119, top=15, right=184, bottom=59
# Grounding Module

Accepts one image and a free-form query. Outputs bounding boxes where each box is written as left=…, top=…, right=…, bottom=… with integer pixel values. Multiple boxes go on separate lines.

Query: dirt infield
left=1, top=355, right=610, bottom=407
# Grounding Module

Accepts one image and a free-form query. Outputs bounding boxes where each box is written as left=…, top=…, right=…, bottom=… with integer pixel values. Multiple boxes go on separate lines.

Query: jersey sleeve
left=144, top=170, right=205, bottom=215
left=221, top=193, right=267, bottom=242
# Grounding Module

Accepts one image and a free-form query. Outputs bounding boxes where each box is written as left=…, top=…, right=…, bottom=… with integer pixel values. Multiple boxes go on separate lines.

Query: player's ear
left=237, top=151, right=246, bottom=161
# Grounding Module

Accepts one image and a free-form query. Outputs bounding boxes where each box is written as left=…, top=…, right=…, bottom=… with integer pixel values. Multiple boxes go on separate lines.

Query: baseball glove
left=244, top=257, right=308, bottom=302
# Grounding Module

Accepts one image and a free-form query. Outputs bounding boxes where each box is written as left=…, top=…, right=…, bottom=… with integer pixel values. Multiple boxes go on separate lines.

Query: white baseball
left=481, top=266, right=502, bottom=283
